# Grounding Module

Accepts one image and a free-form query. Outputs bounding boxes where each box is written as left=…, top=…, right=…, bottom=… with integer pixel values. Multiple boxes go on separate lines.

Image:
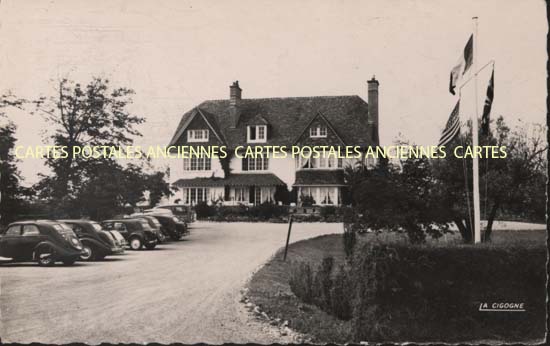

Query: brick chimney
left=367, top=76, right=379, bottom=144
left=229, top=81, right=242, bottom=127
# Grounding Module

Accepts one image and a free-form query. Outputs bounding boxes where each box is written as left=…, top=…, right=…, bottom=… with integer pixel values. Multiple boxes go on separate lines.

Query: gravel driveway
left=0, top=222, right=342, bottom=344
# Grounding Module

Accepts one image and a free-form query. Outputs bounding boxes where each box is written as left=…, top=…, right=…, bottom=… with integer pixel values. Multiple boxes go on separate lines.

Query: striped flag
left=449, top=35, right=474, bottom=95
left=438, top=101, right=461, bottom=147
left=481, top=68, right=494, bottom=136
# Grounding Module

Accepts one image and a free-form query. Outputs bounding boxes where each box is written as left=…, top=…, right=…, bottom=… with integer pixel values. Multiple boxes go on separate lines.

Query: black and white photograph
left=0, top=0, right=547, bottom=344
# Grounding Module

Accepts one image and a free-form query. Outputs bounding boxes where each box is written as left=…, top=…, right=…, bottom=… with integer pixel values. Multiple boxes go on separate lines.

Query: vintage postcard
left=0, top=0, right=547, bottom=344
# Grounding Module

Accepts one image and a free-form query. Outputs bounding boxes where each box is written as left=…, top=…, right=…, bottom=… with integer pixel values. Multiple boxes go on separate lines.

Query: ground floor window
left=227, top=186, right=275, bottom=205
left=298, top=186, right=340, bottom=205
left=234, top=187, right=247, bottom=202
left=183, top=187, right=210, bottom=205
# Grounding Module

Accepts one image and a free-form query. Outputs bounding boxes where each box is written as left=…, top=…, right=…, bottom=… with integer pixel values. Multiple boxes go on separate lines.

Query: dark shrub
left=194, top=202, right=215, bottom=219
left=289, top=261, right=314, bottom=304
left=330, top=265, right=353, bottom=320
left=253, top=202, right=286, bottom=220
left=300, top=194, right=315, bottom=207
left=350, top=242, right=547, bottom=342
left=288, top=238, right=546, bottom=342
left=320, top=206, right=337, bottom=219
left=312, top=256, right=334, bottom=310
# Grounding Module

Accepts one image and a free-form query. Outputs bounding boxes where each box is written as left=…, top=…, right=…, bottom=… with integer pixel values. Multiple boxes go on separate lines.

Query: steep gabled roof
left=169, top=95, right=374, bottom=147
left=293, top=111, right=346, bottom=145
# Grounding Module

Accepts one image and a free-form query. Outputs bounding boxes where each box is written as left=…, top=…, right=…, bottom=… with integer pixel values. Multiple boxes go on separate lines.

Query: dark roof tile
left=169, top=95, right=374, bottom=147
left=293, top=170, right=345, bottom=186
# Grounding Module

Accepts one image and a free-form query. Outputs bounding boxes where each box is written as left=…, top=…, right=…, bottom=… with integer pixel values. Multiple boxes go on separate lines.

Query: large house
left=168, top=77, right=380, bottom=206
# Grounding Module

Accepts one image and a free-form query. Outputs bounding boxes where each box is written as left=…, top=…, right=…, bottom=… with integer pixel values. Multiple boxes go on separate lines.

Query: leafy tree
left=433, top=117, right=546, bottom=241
left=32, top=78, right=172, bottom=218
left=347, top=117, right=546, bottom=244
left=32, top=78, right=144, bottom=204
left=0, top=95, right=31, bottom=224
left=347, top=158, right=451, bottom=244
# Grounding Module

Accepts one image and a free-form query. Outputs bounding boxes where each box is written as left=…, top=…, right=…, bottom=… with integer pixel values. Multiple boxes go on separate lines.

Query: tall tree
left=33, top=78, right=174, bottom=218
left=433, top=117, right=547, bottom=242
left=33, top=78, right=144, bottom=201
left=33, top=78, right=145, bottom=216
left=0, top=95, right=30, bottom=224
left=346, top=117, right=546, bottom=244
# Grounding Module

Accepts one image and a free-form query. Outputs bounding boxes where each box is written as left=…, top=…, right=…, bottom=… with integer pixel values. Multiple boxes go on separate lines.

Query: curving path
left=0, top=222, right=342, bottom=344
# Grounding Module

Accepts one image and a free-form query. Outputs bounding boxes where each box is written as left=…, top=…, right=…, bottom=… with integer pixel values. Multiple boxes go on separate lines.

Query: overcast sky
left=0, top=0, right=546, bottom=184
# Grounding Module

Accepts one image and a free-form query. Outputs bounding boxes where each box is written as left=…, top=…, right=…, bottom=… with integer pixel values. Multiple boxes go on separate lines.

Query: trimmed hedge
left=289, top=241, right=547, bottom=343
left=194, top=203, right=346, bottom=222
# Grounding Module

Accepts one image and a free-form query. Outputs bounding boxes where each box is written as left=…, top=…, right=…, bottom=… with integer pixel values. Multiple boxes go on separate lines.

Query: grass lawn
left=246, top=228, right=547, bottom=344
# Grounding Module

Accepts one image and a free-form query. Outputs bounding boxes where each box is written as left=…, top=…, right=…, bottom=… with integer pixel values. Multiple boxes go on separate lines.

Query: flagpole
left=472, top=16, right=481, bottom=244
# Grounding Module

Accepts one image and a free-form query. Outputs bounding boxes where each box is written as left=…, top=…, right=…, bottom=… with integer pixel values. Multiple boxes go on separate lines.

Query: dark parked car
left=0, top=220, right=85, bottom=266
left=127, top=216, right=165, bottom=243
left=59, top=220, right=124, bottom=261
left=146, top=214, right=188, bottom=241
left=150, top=204, right=196, bottom=223
left=100, top=219, right=158, bottom=250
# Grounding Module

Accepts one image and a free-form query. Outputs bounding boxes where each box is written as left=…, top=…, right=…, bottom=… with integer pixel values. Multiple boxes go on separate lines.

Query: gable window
left=310, top=125, right=327, bottom=138
left=242, top=155, right=269, bottom=171
left=297, top=156, right=343, bottom=169
left=187, top=129, right=209, bottom=142
left=247, top=125, right=267, bottom=143
left=183, top=154, right=211, bottom=171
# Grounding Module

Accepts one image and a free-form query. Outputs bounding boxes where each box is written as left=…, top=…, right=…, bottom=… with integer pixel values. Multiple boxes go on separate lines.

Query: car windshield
left=91, top=223, right=103, bottom=232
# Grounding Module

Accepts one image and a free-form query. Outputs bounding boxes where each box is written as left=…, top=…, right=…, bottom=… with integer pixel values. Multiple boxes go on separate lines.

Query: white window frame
left=310, top=125, right=327, bottom=138
left=183, top=155, right=211, bottom=171
left=247, top=125, right=267, bottom=143
left=243, top=156, right=269, bottom=171
left=187, top=129, right=209, bottom=142
left=296, top=156, right=343, bottom=170
left=185, top=187, right=210, bottom=205
left=234, top=187, right=248, bottom=202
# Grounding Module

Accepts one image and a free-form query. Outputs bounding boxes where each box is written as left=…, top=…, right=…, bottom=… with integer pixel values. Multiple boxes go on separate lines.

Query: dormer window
left=188, top=129, right=209, bottom=142
left=310, top=125, right=327, bottom=138
left=247, top=125, right=267, bottom=143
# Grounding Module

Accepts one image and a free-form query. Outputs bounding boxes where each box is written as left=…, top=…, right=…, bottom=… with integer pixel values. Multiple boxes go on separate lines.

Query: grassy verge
left=246, top=234, right=352, bottom=343
left=246, top=229, right=547, bottom=344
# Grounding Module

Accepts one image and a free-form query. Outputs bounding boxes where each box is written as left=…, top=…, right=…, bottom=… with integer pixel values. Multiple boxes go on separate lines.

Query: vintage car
left=128, top=216, right=165, bottom=243
left=58, top=220, right=125, bottom=261
left=108, top=229, right=128, bottom=248
left=0, top=220, right=85, bottom=266
left=150, top=204, right=196, bottom=223
left=130, top=213, right=180, bottom=241
left=143, top=213, right=188, bottom=241
left=100, top=219, right=158, bottom=250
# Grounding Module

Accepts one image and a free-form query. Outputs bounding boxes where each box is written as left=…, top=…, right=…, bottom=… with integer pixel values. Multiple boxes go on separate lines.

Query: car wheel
left=129, top=237, right=143, bottom=250
left=144, top=243, right=156, bottom=250
left=170, top=234, right=180, bottom=241
left=36, top=247, right=55, bottom=267
left=80, top=244, right=95, bottom=261
left=62, top=258, right=76, bottom=266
